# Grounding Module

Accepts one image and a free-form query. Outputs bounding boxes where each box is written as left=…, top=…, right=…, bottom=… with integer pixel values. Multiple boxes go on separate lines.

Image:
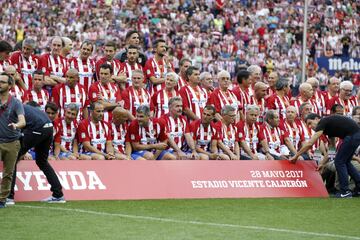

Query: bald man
left=5, top=65, right=28, bottom=102
left=52, top=68, right=88, bottom=120
left=61, top=37, right=73, bottom=58
left=109, top=107, right=135, bottom=160
left=281, top=106, right=303, bottom=154
left=306, top=77, right=326, bottom=116
left=252, top=82, right=268, bottom=123
left=290, top=82, right=319, bottom=115
left=39, top=36, right=68, bottom=87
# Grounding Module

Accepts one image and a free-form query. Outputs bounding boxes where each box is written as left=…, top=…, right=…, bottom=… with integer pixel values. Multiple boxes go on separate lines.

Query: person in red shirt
left=327, top=81, right=356, bottom=117
left=122, top=69, right=154, bottom=118
left=95, top=41, right=122, bottom=84
left=266, top=71, right=278, bottom=98
left=266, top=78, right=291, bottom=120
left=176, top=58, right=191, bottom=90
left=118, top=45, right=144, bottom=90
left=52, top=68, right=88, bottom=120
left=26, top=70, right=49, bottom=111
left=110, top=107, right=133, bottom=160
left=152, top=72, right=180, bottom=118
left=161, top=96, right=199, bottom=160
left=77, top=102, right=115, bottom=160
left=306, top=77, right=327, bottom=116
left=215, top=105, right=239, bottom=160
left=144, top=39, right=173, bottom=95
left=60, top=37, right=73, bottom=59
left=208, top=70, right=241, bottom=122
left=323, top=76, right=340, bottom=112
left=247, top=64, right=262, bottom=87
left=39, top=36, right=68, bottom=88
left=290, top=82, right=319, bottom=115
left=251, top=82, right=268, bottom=123
left=0, top=40, right=12, bottom=73
left=68, top=40, right=96, bottom=92
left=10, top=38, right=39, bottom=90
left=281, top=106, right=303, bottom=155
left=232, top=70, right=254, bottom=116
left=189, top=105, right=221, bottom=160
left=53, top=104, right=90, bottom=160
left=88, top=63, right=123, bottom=122
left=179, top=66, right=209, bottom=121
left=127, top=104, right=176, bottom=160
left=5, top=65, right=28, bottom=103
left=259, top=110, right=291, bottom=160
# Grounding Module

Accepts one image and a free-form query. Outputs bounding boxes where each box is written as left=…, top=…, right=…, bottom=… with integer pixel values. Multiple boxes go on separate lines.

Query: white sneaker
left=6, top=198, right=15, bottom=206
left=41, top=196, right=66, bottom=203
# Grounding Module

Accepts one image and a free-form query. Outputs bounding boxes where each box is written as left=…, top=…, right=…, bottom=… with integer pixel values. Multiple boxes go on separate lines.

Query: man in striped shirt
left=26, top=70, right=49, bottom=111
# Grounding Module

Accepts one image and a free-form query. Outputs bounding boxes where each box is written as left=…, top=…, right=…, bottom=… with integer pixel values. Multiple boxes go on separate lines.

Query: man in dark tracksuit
left=8, top=103, right=65, bottom=204
left=290, top=113, right=360, bottom=198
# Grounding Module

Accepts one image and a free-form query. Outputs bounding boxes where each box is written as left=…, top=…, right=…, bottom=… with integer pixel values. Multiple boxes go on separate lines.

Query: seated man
left=189, top=105, right=222, bottom=160
left=215, top=105, right=240, bottom=160
left=259, top=110, right=292, bottom=160
left=236, top=105, right=265, bottom=160
left=110, top=107, right=133, bottom=160
left=77, top=102, right=115, bottom=160
left=53, top=104, right=91, bottom=160
left=127, top=105, right=176, bottom=160
left=161, top=96, right=199, bottom=160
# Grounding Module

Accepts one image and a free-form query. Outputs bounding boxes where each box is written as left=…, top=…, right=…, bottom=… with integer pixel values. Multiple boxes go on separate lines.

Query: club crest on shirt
left=81, top=133, right=86, bottom=139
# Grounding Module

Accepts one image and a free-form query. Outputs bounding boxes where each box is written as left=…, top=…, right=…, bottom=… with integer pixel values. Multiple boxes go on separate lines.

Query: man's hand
left=177, top=151, right=187, bottom=160
left=8, top=123, right=18, bottom=130
left=155, top=143, right=168, bottom=150
left=289, top=156, right=298, bottom=164
left=191, top=150, right=199, bottom=160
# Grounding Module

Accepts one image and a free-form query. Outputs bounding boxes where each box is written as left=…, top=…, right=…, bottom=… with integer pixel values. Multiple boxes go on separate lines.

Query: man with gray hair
left=259, top=110, right=290, bottom=160
left=208, top=70, right=241, bottom=122
left=127, top=104, right=177, bottom=160
left=327, top=80, right=356, bottom=116
left=215, top=105, right=240, bottom=160
left=61, top=37, right=73, bottom=58
left=266, top=78, right=291, bottom=120
left=152, top=72, right=180, bottom=118
left=199, top=71, right=214, bottom=95
left=247, top=64, right=262, bottom=86
left=10, top=38, right=39, bottom=90
left=290, top=82, right=319, bottom=115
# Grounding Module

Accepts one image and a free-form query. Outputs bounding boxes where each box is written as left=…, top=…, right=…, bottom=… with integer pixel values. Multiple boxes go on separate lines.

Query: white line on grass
left=17, top=205, right=360, bottom=240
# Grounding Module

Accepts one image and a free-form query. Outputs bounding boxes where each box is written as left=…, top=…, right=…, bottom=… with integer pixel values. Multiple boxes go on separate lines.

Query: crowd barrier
left=0, top=160, right=328, bottom=202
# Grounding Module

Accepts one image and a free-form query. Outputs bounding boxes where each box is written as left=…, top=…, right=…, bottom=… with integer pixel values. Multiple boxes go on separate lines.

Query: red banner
left=0, top=160, right=328, bottom=201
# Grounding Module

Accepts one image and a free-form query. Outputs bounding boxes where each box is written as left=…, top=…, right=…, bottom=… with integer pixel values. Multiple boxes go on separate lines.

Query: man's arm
left=183, top=108, right=200, bottom=121
left=290, top=130, right=324, bottom=163
left=240, top=141, right=258, bottom=160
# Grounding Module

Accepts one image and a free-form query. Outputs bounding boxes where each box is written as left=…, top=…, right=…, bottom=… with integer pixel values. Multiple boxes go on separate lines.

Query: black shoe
left=335, top=191, right=352, bottom=198
left=0, top=201, right=6, bottom=209
left=353, top=187, right=360, bottom=197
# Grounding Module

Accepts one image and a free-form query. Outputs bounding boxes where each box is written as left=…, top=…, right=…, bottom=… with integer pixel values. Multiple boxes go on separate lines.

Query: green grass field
left=1, top=198, right=359, bottom=240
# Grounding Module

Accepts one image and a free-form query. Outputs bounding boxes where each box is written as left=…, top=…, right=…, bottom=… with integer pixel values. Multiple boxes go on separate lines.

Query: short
left=131, top=150, right=147, bottom=160
left=59, top=152, right=72, bottom=159
left=157, top=149, right=175, bottom=160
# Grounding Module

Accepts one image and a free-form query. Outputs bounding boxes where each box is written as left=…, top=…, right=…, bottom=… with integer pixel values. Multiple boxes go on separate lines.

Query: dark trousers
left=8, top=126, right=63, bottom=199
left=335, top=131, right=360, bottom=193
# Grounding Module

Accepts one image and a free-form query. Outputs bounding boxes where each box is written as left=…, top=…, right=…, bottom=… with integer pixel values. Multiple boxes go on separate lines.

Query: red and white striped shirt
left=176, top=76, right=188, bottom=91
left=54, top=117, right=78, bottom=152
left=236, top=121, right=261, bottom=154
left=312, top=90, right=326, bottom=116
left=152, top=88, right=179, bottom=118
left=39, top=53, right=68, bottom=77
left=232, top=86, right=254, bottom=111
left=208, top=88, right=241, bottom=115
left=10, top=51, right=39, bottom=90
left=0, top=59, right=11, bottom=73
left=52, top=83, right=88, bottom=120
left=179, top=85, right=208, bottom=120
left=280, top=120, right=302, bottom=151
left=259, top=123, right=286, bottom=152
left=89, top=81, right=122, bottom=122
left=10, top=85, right=28, bottom=102
left=77, top=119, right=111, bottom=153
left=127, top=118, right=167, bottom=145
left=69, top=57, right=96, bottom=92
left=95, top=57, right=122, bottom=79
left=122, top=86, right=153, bottom=117
left=110, top=121, right=129, bottom=154
left=189, top=119, right=219, bottom=152
left=119, top=61, right=143, bottom=88
left=216, top=121, right=237, bottom=152
left=144, top=57, right=173, bottom=95
left=266, top=94, right=290, bottom=119
left=27, top=89, right=49, bottom=111
left=290, top=98, right=320, bottom=115
left=328, top=96, right=357, bottom=117
left=161, top=114, right=190, bottom=150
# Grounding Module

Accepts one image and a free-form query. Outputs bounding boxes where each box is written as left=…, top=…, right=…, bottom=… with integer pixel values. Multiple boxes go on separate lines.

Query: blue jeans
left=335, top=131, right=360, bottom=193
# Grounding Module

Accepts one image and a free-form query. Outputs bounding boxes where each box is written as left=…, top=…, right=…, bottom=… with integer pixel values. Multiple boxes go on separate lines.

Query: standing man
left=176, top=58, right=191, bottom=90
left=95, top=41, right=122, bottom=83
left=8, top=102, right=65, bottom=204
left=290, top=114, right=360, bottom=198
left=118, top=45, right=143, bottom=90
left=115, top=30, right=147, bottom=66
left=26, top=70, right=49, bottom=111
left=0, top=73, right=25, bottom=208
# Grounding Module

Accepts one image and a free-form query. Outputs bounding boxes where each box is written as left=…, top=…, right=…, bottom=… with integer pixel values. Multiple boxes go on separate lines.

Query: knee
left=143, top=152, right=155, bottom=160
left=200, top=154, right=209, bottom=160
